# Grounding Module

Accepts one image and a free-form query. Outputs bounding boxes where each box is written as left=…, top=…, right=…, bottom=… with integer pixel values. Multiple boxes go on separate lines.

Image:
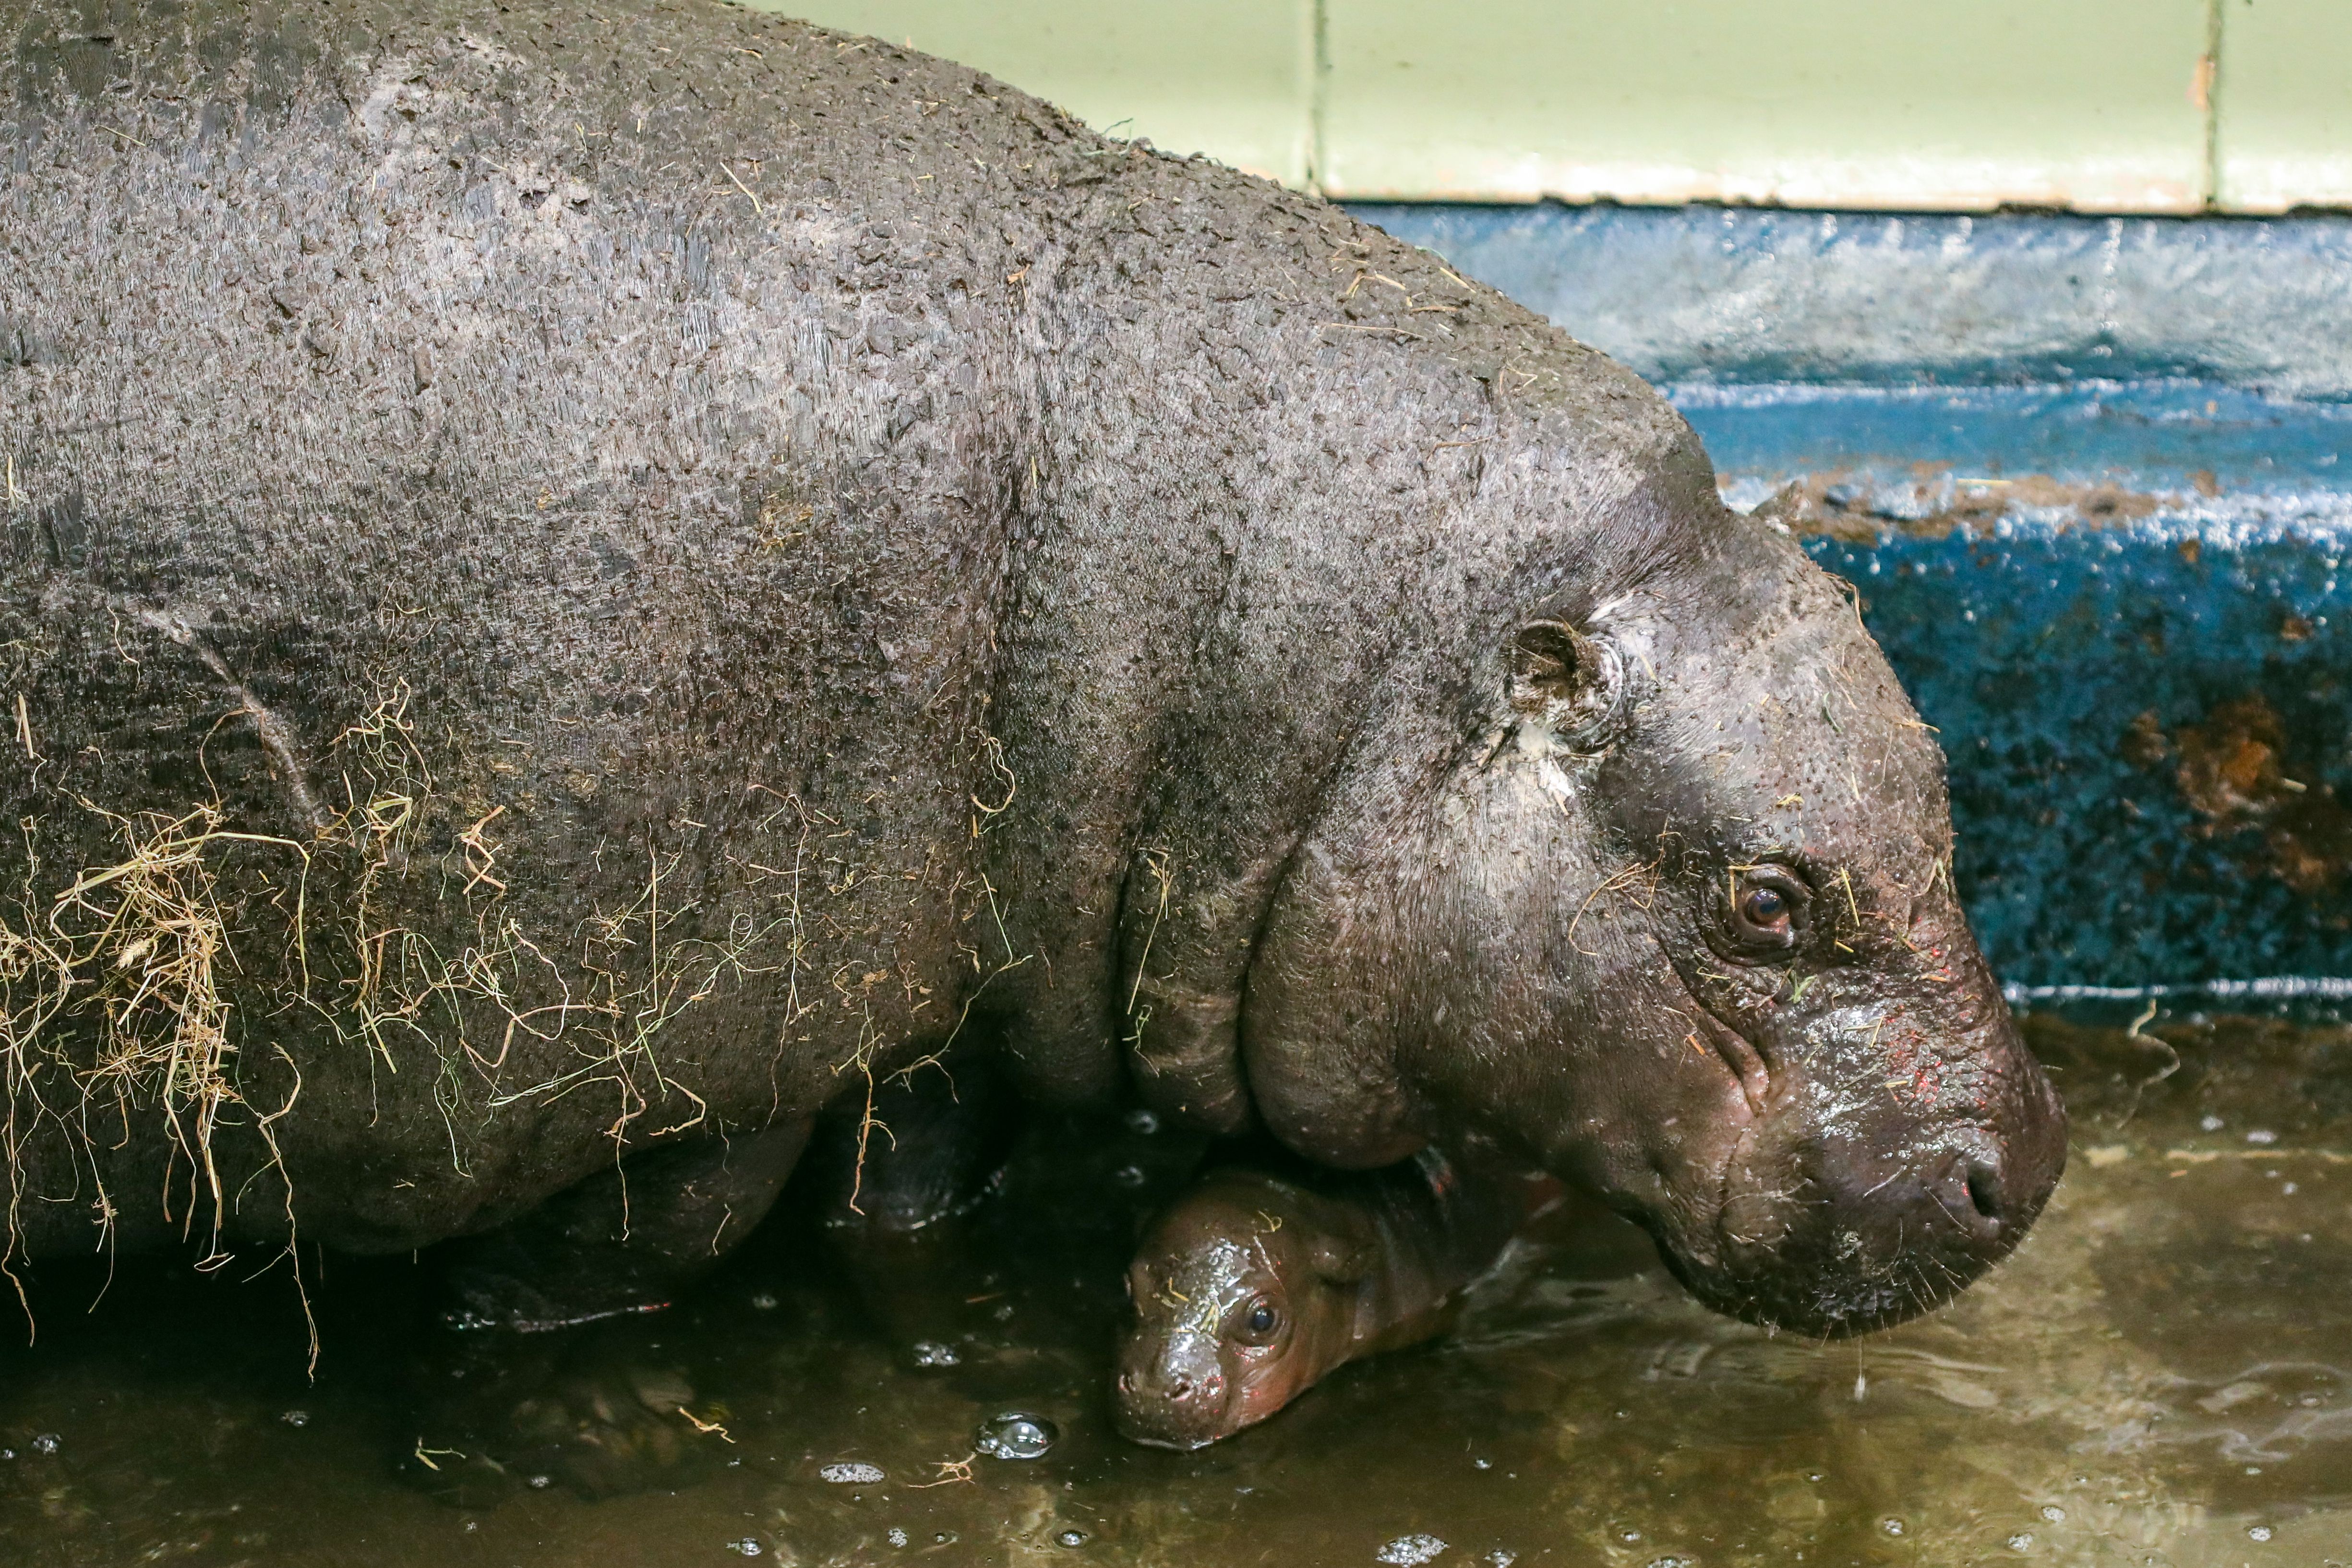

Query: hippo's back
left=0, top=0, right=1049, bottom=1254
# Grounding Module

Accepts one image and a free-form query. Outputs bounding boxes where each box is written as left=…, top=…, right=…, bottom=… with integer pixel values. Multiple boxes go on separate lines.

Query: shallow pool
left=2, top=1011, right=2346, bottom=1568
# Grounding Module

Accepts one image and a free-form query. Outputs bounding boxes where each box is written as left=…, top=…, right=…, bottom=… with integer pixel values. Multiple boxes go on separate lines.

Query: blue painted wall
left=1355, top=205, right=2352, bottom=997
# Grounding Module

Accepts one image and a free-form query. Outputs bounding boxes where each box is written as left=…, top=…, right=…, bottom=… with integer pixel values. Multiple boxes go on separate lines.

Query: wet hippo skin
left=0, top=0, right=2061, bottom=1441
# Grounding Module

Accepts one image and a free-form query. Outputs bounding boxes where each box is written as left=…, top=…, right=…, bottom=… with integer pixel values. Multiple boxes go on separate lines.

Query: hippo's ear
left=1308, top=1233, right=1373, bottom=1285
left=1506, top=620, right=1623, bottom=742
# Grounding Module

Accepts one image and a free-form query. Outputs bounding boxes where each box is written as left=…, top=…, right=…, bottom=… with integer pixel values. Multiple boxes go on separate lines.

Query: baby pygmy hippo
left=1114, top=1146, right=1544, bottom=1449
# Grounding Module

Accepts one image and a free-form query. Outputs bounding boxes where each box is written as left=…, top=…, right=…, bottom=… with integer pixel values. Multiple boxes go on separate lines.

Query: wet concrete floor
left=1, top=1010, right=2346, bottom=1567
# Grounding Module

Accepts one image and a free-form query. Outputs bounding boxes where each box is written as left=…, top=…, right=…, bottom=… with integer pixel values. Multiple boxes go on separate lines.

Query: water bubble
left=1616, top=1528, right=1643, bottom=1544
left=1880, top=1517, right=1907, bottom=1536
left=280, top=1410, right=309, bottom=1427
left=1375, top=1535, right=1448, bottom=1566
left=993, top=1302, right=1016, bottom=1322
left=910, top=1341, right=960, bottom=1368
left=1113, top=1164, right=1147, bottom=1188
left=821, top=1461, right=887, bottom=1484
left=750, top=1292, right=779, bottom=1311
left=2283, top=1181, right=2299, bottom=1195
left=730, top=1539, right=764, bottom=1558
left=887, top=1529, right=908, bottom=1548
left=975, top=1412, right=1057, bottom=1460
left=1486, top=1555, right=1518, bottom=1568
left=1055, top=1529, right=1088, bottom=1547
left=1124, top=1109, right=1160, bottom=1135
left=2200, top=1115, right=2225, bottom=1132
left=1474, top=1458, right=1492, bottom=1470
left=2040, top=1505, right=2065, bottom=1522
left=1646, top=1559, right=1692, bottom=1568
left=2007, top=1533, right=2034, bottom=1551
left=527, top=1474, right=552, bottom=1489
left=2249, top=1525, right=2274, bottom=1542
left=30, top=1434, right=59, bottom=1455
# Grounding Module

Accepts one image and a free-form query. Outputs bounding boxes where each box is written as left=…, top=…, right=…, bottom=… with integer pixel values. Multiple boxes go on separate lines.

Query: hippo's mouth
left=1643, top=974, right=2061, bottom=1339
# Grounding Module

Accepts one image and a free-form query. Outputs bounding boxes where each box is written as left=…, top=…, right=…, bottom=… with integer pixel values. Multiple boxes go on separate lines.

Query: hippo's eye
left=1230, top=1295, right=1282, bottom=1346
left=1728, top=865, right=1810, bottom=953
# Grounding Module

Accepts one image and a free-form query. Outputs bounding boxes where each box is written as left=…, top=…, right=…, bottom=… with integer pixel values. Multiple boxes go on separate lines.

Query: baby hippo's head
left=1113, top=1171, right=1370, bottom=1450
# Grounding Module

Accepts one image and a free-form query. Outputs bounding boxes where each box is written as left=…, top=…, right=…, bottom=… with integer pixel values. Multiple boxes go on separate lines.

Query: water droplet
left=975, top=1412, right=1057, bottom=1460
left=30, top=1434, right=60, bottom=1456
left=2245, top=1128, right=2278, bottom=1145
left=887, top=1528, right=908, bottom=1548
left=910, top=1340, right=960, bottom=1368
left=2200, top=1114, right=2225, bottom=1132
left=527, top=1473, right=552, bottom=1489
left=820, top=1461, right=886, bottom=1484
left=1113, top=1164, right=1146, bottom=1188
left=2040, top=1505, right=2065, bottom=1522
left=1474, top=1458, right=1492, bottom=1470
left=2007, top=1533, right=2034, bottom=1551
left=1375, top=1535, right=1448, bottom=1566
left=1616, top=1528, right=1643, bottom=1545
left=1055, top=1529, right=1088, bottom=1547
left=1645, top=1558, right=1692, bottom=1568
left=1486, top=1554, right=1518, bottom=1568
left=750, top=1292, right=779, bottom=1310
left=2282, top=1181, right=2299, bottom=1195
left=279, top=1410, right=309, bottom=1427
left=2248, top=1525, right=2273, bottom=1542
left=1124, top=1108, right=1160, bottom=1135
left=1881, top=1517, right=1907, bottom=1536
left=730, top=1539, right=764, bottom=1558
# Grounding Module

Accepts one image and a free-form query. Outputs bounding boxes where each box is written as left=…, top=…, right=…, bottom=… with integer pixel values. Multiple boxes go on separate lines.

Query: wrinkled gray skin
left=0, top=0, right=2061, bottom=1344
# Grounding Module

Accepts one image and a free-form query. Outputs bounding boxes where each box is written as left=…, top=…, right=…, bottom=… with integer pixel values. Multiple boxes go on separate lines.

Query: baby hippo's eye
left=1230, top=1294, right=1282, bottom=1346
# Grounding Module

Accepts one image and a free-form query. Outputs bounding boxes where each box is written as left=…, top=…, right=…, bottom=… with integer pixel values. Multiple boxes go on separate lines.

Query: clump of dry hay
left=0, top=679, right=935, bottom=1356
left=0, top=801, right=310, bottom=1349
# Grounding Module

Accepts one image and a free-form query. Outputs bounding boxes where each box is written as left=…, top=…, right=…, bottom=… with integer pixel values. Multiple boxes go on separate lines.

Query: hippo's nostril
left=1166, top=1376, right=1191, bottom=1401
left=1964, top=1157, right=2004, bottom=1223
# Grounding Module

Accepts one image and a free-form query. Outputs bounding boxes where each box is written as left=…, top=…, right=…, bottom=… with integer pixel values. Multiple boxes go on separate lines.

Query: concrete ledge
left=1351, top=204, right=2352, bottom=398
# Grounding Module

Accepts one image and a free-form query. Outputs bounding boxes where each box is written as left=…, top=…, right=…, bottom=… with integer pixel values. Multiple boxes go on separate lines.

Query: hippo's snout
left=1113, top=1331, right=1234, bottom=1451
left=1688, top=1000, right=2067, bottom=1338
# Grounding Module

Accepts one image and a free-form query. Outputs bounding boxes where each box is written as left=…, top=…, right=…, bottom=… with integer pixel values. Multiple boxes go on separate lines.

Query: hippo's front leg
left=402, top=1118, right=812, bottom=1501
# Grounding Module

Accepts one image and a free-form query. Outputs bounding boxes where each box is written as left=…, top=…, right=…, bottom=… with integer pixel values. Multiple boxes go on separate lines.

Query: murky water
left=2, top=1012, right=2346, bottom=1567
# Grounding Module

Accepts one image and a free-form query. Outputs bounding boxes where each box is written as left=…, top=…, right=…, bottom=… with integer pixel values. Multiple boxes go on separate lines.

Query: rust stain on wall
left=1764, top=469, right=2165, bottom=542
left=2125, top=695, right=2352, bottom=896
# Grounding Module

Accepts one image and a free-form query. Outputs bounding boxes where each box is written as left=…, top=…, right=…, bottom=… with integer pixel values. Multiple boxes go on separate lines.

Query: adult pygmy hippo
left=1116, top=1148, right=1540, bottom=1449
left=0, top=0, right=2061, bottom=1384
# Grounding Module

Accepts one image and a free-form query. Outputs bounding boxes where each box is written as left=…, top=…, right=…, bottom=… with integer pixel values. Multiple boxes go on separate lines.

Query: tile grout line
left=2202, top=0, right=2224, bottom=211
left=1308, top=0, right=1329, bottom=197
